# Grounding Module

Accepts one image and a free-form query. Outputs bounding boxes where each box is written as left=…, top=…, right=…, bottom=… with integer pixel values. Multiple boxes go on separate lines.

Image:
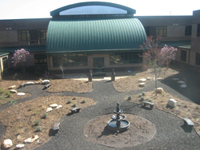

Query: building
left=0, top=2, right=199, bottom=76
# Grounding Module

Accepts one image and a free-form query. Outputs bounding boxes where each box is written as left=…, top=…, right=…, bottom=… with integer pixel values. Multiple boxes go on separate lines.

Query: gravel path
left=0, top=79, right=200, bottom=150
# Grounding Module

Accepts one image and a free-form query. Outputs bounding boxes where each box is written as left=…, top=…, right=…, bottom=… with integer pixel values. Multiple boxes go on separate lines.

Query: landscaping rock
left=17, top=134, right=22, bottom=140
left=180, top=84, right=187, bottom=88
left=49, top=104, right=58, bottom=108
left=8, top=85, right=16, bottom=89
left=42, top=80, right=50, bottom=85
left=147, top=77, right=152, bottom=80
left=17, top=92, right=25, bottom=96
left=56, top=105, right=62, bottom=109
left=24, top=135, right=39, bottom=143
left=16, top=144, right=25, bottom=149
left=167, top=99, right=177, bottom=108
left=46, top=107, right=53, bottom=112
left=139, top=78, right=146, bottom=82
left=157, top=78, right=163, bottom=80
left=172, top=78, right=179, bottom=81
left=3, top=139, right=13, bottom=149
left=178, top=81, right=185, bottom=84
left=156, top=87, right=164, bottom=93
left=139, top=82, right=145, bottom=87
left=10, top=89, right=17, bottom=93
left=25, top=82, right=35, bottom=85
left=24, top=138, right=32, bottom=143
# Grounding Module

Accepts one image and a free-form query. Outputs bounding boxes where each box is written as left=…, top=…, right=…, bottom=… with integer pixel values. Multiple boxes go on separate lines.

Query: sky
left=0, top=0, right=199, bottom=20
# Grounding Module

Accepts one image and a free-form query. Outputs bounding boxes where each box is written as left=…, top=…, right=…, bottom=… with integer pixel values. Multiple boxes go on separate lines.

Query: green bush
left=146, top=98, right=152, bottom=102
left=142, top=92, right=146, bottom=96
left=36, top=126, right=42, bottom=131
left=34, top=120, right=40, bottom=125
left=72, top=97, right=77, bottom=100
left=0, top=88, right=4, bottom=94
left=127, top=96, right=132, bottom=100
left=42, top=113, right=48, bottom=118
left=81, top=99, right=86, bottom=103
left=67, top=100, right=72, bottom=104
left=141, top=97, right=145, bottom=101
left=72, top=103, right=77, bottom=107
left=139, top=93, right=143, bottom=97
left=6, top=91, right=11, bottom=98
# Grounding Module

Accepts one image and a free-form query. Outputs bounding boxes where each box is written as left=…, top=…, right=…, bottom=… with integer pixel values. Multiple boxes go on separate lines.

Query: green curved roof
left=50, top=2, right=136, bottom=16
left=46, top=18, right=146, bottom=54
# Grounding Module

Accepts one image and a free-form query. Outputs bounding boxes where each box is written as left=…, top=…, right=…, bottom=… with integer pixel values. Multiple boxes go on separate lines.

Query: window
left=110, top=52, right=142, bottom=65
left=34, top=54, right=47, bottom=64
left=180, top=50, right=187, bottom=62
left=38, top=30, right=47, bottom=40
left=144, top=27, right=150, bottom=36
left=3, top=57, right=8, bottom=70
left=196, top=53, right=200, bottom=66
left=18, top=30, right=30, bottom=41
left=197, top=24, right=200, bottom=37
left=156, top=27, right=167, bottom=37
left=185, top=26, right=192, bottom=36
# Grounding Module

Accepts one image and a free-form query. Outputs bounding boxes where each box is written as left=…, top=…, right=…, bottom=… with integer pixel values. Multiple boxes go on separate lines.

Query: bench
left=53, top=122, right=60, bottom=130
left=143, top=101, right=154, bottom=109
left=69, top=107, right=82, bottom=113
left=183, top=118, right=194, bottom=127
left=44, top=84, right=51, bottom=89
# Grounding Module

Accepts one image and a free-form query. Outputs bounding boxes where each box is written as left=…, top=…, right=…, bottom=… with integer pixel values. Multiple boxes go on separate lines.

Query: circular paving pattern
left=84, top=114, right=156, bottom=148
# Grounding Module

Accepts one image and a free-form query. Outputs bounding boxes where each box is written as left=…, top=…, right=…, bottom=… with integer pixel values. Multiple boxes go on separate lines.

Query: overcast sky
left=0, top=0, right=199, bottom=20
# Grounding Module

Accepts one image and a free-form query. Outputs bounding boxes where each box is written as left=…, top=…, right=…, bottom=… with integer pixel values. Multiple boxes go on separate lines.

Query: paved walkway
left=0, top=78, right=200, bottom=150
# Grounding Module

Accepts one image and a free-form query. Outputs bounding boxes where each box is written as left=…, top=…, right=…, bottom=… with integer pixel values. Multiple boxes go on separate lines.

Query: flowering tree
left=141, top=36, right=177, bottom=95
left=12, top=48, right=33, bottom=74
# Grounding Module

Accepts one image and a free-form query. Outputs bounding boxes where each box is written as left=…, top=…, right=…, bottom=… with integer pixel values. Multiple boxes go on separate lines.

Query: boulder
left=178, top=81, right=185, bottom=84
left=49, top=104, right=58, bottom=108
left=147, top=77, right=152, bottom=80
left=25, top=82, right=34, bottom=85
left=42, top=80, right=50, bottom=85
left=180, top=84, right=187, bottom=88
left=167, top=99, right=177, bottom=107
left=157, top=78, right=163, bottom=80
left=8, top=85, right=16, bottom=89
left=46, top=107, right=53, bottom=112
left=24, top=135, right=39, bottom=143
left=172, top=78, right=179, bottom=81
left=3, top=139, right=13, bottom=149
left=156, top=87, right=164, bottom=93
left=139, top=82, right=145, bottom=87
left=17, top=92, right=25, bottom=96
left=139, top=78, right=146, bottom=82
left=16, top=144, right=25, bottom=149
left=56, top=105, right=62, bottom=109
left=10, top=89, right=17, bottom=93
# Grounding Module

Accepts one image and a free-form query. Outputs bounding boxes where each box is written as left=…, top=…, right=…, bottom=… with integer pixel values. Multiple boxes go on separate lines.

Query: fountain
left=107, top=103, right=130, bottom=132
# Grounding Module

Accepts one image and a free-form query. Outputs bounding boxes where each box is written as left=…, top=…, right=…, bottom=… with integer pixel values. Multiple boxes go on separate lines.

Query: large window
left=18, top=30, right=30, bottom=41
left=3, top=57, right=8, bottom=70
left=110, top=52, right=142, bottom=65
left=34, top=54, right=47, bottom=64
left=180, top=50, right=187, bottom=62
left=53, top=54, right=88, bottom=67
left=156, top=27, right=167, bottom=37
left=185, top=26, right=192, bottom=36
left=196, top=53, right=200, bottom=66
left=197, top=24, right=200, bottom=37
left=37, top=30, right=47, bottom=40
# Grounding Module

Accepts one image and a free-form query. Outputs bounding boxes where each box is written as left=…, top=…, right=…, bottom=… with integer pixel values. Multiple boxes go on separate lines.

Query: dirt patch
left=48, top=79, right=93, bottom=93
left=0, top=95, right=95, bottom=150
left=127, top=91, right=200, bottom=135
left=0, top=80, right=32, bottom=105
left=84, top=114, right=156, bottom=148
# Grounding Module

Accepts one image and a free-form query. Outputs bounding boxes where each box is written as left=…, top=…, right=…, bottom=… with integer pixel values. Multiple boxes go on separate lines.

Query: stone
left=49, top=104, right=58, bottom=108
left=180, top=84, right=187, bottom=88
left=35, top=81, right=41, bottom=84
left=25, top=82, right=34, bottom=85
left=178, top=81, right=185, bottom=84
left=10, top=89, right=17, bottom=93
left=24, top=138, right=32, bottom=143
left=42, top=80, right=50, bottom=85
left=17, top=92, right=25, bottom=96
left=168, top=99, right=177, bottom=107
left=16, top=144, right=25, bottom=149
left=157, top=78, right=163, bottom=80
left=139, top=78, right=146, bottom=82
left=156, top=87, right=164, bottom=93
left=56, top=105, right=62, bottom=109
left=147, top=77, right=152, bottom=80
left=24, top=135, right=39, bottom=143
left=3, top=139, right=13, bottom=149
left=46, top=107, right=53, bottom=112
left=53, top=122, right=60, bottom=130
left=8, top=85, right=16, bottom=89
left=17, top=134, right=22, bottom=140
left=172, top=78, right=179, bottom=81
left=139, top=82, right=145, bottom=87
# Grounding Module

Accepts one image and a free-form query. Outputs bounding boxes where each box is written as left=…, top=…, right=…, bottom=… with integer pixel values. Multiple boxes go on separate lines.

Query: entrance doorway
left=93, top=57, right=104, bottom=72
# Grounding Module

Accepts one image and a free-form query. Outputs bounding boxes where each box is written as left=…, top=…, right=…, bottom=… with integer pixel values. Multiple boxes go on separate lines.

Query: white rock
left=139, top=78, right=146, bottom=82
left=56, top=105, right=62, bottom=109
left=16, top=144, right=25, bottom=149
left=168, top=99, right=177, bottom=107
left=180, top=84, right=187, bottom=88
left=172, top=78, right=179, bottom=81
left=147, top=77, right=152, bottom=80
left=8, top=85, right=16, bottom=89
left=17, top=92, right=25, bottom=96
left=10, top=89, right=17, bottom=93
left=46, top=107, right=53, bottom=112
left=178, top=81, right=185, bottom=84
left=139, top=83, right=145, bottom=87
left=24, top=135, right=39, bottom=143
left=25, top=82, right=34, bottom=85
left=3, top=139, right=13, bottom=148
left=42, top=80, right=50, bottom=84
left=157, top=78, right=163, bottom=80
left=32, top=135, right=39, bottom=142
left=156, top=87, right=164, bottom=93
left=49, top=104, right=58, bottom=108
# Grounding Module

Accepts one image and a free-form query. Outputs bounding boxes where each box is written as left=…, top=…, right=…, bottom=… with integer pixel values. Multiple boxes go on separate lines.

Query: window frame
left=185, top=26, right=192, bottom=36
left=156, top=26, right=167, bottom=37
left=180, top=50, right=187, bottom=62
left=2, top=57, right=8, bottom=70
left=18, top=30, right=30, bottom=41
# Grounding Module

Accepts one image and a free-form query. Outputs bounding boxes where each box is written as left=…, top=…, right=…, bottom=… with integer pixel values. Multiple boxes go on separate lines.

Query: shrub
left=81, top=99, right=86, bottom=103
left=36, top=126, right=42, bottom=131
left=146, top=98, right=152, bottom=102
left=142, top=92, right=146, bottom=96
left=127, top=96, right=132, bottom=100
left=141, top=97, right=145, bottom=101
left=72, top=97, right=77, bottom=100
left=67, top=100, right=72, bottom=104
left=34, top=120, right=40, bottom=125
left=72, top=103, right=77, bottom=107
left=0, top=88, right=4, bottom=94
left=6, top=91, right=11, bottom=98
left=42, top=113, right=48, bottom=118
left=139, top=93, right=143, bottom=97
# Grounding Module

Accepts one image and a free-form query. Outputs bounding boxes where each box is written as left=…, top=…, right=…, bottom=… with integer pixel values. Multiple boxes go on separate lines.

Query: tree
left=141, top=36, right=177, bottom=95
left=12, top=48, right=33, bottom=74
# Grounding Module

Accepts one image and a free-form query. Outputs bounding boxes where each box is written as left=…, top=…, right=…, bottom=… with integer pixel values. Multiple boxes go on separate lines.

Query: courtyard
left=0, top=63, right=200, bottom=150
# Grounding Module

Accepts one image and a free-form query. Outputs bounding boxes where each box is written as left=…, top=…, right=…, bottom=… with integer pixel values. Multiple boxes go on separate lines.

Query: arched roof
left=50, top=2, right=136, bottom=17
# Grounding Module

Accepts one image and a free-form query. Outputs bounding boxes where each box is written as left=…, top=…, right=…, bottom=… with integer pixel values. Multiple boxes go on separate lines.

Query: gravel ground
left=0, top=78, right=200, bottom=150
